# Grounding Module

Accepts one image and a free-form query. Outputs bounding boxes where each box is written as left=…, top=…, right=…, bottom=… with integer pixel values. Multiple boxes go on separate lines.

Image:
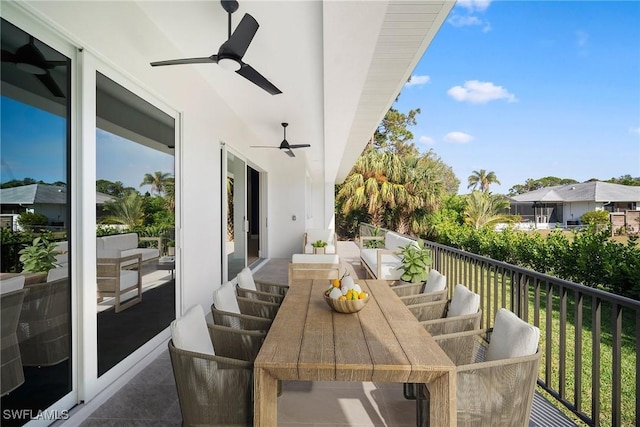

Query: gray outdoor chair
left=416, top=308, right=541, bottom=426
left=393, top=268, right=448, bottom=305
left=235, top=267, right=286, bottom=304
left=407, top=284, right=481, bottom=331
left=169, top=304, right=266, bottom=426
left=211, top=281, right=274, bottom=330
left=1, top=276, right=27, bottom=396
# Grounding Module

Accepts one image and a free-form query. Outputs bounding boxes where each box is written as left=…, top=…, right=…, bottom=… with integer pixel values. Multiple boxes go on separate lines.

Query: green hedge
left=431, top=223, right=640, bottom=300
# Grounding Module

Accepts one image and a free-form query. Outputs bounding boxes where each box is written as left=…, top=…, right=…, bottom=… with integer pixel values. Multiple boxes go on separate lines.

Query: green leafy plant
left=18, top=237, right=58, bottom=273
left=581, top=210, right=610, bottom=226
left=364, top=226, right=384, bottom=249
left=398, top=239, right=431, bottom=283
left=311, top=240, right=327, bottom=248
left=17, top=211, right=48, bottom=229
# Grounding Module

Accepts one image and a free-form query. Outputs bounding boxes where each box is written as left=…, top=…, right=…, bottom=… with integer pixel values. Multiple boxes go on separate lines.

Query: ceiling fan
left=1, top=35, right=67, bottom=98
left=251, top=123, right=310, bottom=157
left=150, top=0, right=281, bottom=95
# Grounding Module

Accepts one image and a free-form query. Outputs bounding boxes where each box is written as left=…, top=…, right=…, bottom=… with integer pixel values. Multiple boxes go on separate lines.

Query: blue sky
left=396, top=0, right=640, bottom=194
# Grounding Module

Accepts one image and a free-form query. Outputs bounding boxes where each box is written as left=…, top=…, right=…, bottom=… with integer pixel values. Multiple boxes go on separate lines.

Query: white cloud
left=629, top=127, right=640, bottom=135
left=456, top=0, right=492, bottom=12
left=418, top=136, right=435, bottom=145
left=405, top=75, right=431, bottom=87
left=444, top=132, right=474, bottom=143
left=447, top=80, right=517, bottom=104
left=448, top=14, right=483, bottom=28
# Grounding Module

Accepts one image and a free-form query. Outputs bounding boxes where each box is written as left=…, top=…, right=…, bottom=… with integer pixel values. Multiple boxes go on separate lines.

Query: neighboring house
left=0, top=184, right=112, bottom=230
left=509, top=181, right=640, bottom=228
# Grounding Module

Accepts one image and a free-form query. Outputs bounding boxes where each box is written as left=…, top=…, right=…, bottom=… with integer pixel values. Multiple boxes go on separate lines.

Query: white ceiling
left=13, top=0, right=454, bottom=185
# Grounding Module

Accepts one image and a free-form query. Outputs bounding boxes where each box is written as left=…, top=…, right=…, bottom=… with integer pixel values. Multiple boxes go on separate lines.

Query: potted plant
left=18, top=237, right=59, bottom=281
left=397, top=239, right=431, bottom=284
left=311, top=240, right=328, bottom=254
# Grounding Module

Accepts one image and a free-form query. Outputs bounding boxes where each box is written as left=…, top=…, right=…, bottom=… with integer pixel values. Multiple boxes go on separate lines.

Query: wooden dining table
left=254, top=279, right=456, bottom=426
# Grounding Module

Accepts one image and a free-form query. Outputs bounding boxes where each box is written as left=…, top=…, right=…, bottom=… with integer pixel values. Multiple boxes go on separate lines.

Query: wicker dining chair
left=169, top=304, right=266, bottom=427
left=393, top=269, right=448, bottom=305
left=416, top=308, right=541, bottom=427
left=235, top=267, right=286, bottom=305
left=212, top=281, right=275, bottom=330
left=1, top=276, right=27, bottom=396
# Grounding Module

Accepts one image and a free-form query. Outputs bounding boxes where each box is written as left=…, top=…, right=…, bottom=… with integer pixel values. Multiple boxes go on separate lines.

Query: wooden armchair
left=169, top=305, right=265, bottom=426
left=416, top=309, right=541, bottom=426
left=97, top=253, right=142, bottom=313
left=394, top=269, right=448, bottom=305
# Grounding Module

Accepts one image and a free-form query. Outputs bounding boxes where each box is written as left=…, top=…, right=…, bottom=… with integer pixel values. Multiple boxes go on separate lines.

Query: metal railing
left=359, top=223, right=639, bottom=426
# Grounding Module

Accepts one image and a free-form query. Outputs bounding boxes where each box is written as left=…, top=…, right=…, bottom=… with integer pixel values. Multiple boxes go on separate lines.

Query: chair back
left=423, top=269, right=446, bottom=293
left=213, top=281, right=241, bottom=314
left=447, top=284, right=480, bottom=318
left=170, top=305, right=215, bottom=355
left=1, top=276, right=26, bottom=396
left=237, top=267, right=257, bottom=291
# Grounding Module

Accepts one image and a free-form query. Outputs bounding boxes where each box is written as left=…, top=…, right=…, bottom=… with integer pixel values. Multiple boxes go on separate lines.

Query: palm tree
left=467, top=169, right=501, bottom=192
left=337, top=149, right=416, bottom=227
left=102, top=191, right=145, bottom=227
left=463, top=191, right=512, bottom=229
left=140, top=171, right=173, bottom=196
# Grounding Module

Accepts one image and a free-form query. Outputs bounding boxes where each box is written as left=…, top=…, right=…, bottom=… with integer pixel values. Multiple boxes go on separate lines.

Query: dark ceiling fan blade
left=219, top=13, right=259, bottom=59
left=285, top=149, right=295, bottom=158
left=151, top=56, right=218, bottom=67
left=288, top=144, right=311, bottom=149
left=36, top=72, right=64, bottom=98
left=236, top=63, right=281, bottom=95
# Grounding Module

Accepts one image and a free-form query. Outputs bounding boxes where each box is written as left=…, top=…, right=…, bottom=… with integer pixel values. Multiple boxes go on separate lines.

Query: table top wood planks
left=254, top=279, right=456, bottom=426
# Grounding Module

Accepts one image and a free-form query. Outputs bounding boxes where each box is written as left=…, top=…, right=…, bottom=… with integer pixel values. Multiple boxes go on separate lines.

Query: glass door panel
left=0, top=18, right=72, bottom=426
left=226, top=152, right=247, bottom=280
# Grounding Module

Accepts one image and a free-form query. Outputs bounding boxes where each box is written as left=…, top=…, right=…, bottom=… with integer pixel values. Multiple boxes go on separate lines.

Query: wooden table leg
left=427, top=371, right=456, bottom=426
left=254, top=367, right=278, bottom=426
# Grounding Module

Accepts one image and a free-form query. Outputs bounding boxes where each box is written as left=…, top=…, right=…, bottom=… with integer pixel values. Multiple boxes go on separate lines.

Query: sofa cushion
left=486, top=308, right=540, bottom=361
left=304, top=229, right=336, bottom=254
left=237, top=267, right=257, bottom=291
left=119, top=270, right=139, bottom=291
left=384, top=232, right=416, bottom=252
left=171, top=304, right=215, bottom=356
left=292, top=254, right=340, bottom=264
left=447, top=284, right=479, bottom=318
left=360, top=249, right=403, bottom=280
left=213, top=281, right=241, bottom=314
left=121, top=248, right=159, bottom=263
left=101, top=233, right=139, bottom=251
left=47, top=267, right=68, bottom=282
left=423, top=269, right=446, bottom=293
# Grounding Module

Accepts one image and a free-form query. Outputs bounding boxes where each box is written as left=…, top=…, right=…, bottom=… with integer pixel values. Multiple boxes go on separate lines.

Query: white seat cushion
left=447, top=284, right=480, bottom=318
left=486, top=308, right=540, bottom=361
left=291, top=254, right=339, bottom=264
left=237, top=267, right=257, bottom=291
left=213, top=281, right=241, bottom=314
left=423, top=269, right=446, bottom=293
left=119, top=270, right=139, bottom=290
left=305, top=229, right=336, bottom=255
left=170, top=305, right=215, bottom=355
left=0, top=275, right=26, bottom=294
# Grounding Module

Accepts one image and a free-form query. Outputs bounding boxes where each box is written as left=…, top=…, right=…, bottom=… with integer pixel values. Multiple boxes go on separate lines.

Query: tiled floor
left=80, top=241, right=577, bottom=426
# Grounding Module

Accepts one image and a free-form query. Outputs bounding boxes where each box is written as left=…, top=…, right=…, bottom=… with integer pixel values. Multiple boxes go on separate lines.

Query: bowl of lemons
left=323, top=276, right=369, bottom=313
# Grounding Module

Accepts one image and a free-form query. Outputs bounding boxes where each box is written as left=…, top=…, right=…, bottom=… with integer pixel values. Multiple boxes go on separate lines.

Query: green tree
left=140, top=171, right=173, bottom=196
left=463, top=191, right=512, bottom=229
left=467, top=169, right=501, bottom=192
left=507, top=176, right=579, bottom=196
left=102, top=191, right=145, bottom=227
left=606, top=174, right=640, bottom=186
left=373, top=107, right=421, bottom=158
left=96, top=179, right=132, bottom=197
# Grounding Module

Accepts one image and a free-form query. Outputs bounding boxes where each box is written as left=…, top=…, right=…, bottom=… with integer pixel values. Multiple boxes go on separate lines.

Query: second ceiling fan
left=150, top=0, right=281, bottom=95
left=251, top=123, right=310, bottom=157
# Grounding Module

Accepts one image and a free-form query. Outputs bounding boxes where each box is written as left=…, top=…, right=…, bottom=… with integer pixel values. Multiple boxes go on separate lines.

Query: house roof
left=0, top=184, right=113, bottom=205
left=510, top=181, right=640, bottom=203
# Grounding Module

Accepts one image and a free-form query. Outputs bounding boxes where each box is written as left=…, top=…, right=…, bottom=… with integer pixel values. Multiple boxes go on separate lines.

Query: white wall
left=563, top=202, right=603, bottom=224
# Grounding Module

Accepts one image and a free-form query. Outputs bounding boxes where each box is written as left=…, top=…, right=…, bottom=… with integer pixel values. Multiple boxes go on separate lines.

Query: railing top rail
left=358, top=222, right=640, bottom=310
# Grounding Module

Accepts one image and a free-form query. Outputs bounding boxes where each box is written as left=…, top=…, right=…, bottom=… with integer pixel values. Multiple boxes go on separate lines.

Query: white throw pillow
left=486, top=308, right=540, bottom=361
left=170, top=305, right=215, bottom=355
left=212, top=281, right=241, bottom=314
left=237, top=267, right=257, bottom=291
left=447, top=284, right=480, bottom=318
left=423, top=269, right=446, bottom=293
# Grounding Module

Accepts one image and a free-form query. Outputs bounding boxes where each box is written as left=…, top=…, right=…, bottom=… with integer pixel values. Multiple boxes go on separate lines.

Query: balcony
left=77, top=236, right=602, bottom=426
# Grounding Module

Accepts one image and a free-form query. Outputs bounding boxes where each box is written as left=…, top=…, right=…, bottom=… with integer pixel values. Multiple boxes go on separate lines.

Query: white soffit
left=326, top=0, right=455, bottom=184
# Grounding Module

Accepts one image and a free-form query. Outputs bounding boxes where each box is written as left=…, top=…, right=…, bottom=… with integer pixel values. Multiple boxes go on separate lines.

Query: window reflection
left=0, top=18, right=71, bottom=426
left=95, top=73, right=175, bottom=375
